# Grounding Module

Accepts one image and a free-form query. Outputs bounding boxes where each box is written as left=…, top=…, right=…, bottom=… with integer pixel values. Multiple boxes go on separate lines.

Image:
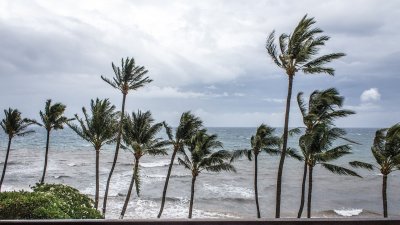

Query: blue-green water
left=0, top=127, right=398, bottom=218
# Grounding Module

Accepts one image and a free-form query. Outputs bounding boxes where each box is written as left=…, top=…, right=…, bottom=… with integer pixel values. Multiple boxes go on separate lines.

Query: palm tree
left=101, top=57, right=152, bottom=215
left=68, top=99, right=118, bottom=210
left=266, top=14, right=345, bottom=217
left=0, top=108, right=36, bottom=191
left=157, top=111, right=203, bottom=218
left=350, top=123, right=400, bottom=218
left=296, top=88, right=356, bottom=218
left=178, top=130, right=236, bottom=218
left=231, top=124, right=301, bottom=218
left=37, top=99, right=72, bottom=184
left=301, top=124, right=360, bottom=218
left=119, top=110, right=168, bottom=219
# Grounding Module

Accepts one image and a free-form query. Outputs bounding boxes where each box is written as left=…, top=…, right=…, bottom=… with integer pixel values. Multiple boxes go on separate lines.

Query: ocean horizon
left=0, top=127, right=399, bottom=218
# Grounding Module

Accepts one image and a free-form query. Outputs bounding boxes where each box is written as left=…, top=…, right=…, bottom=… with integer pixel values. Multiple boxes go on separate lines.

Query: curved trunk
left=382, top=174, right=388, bottom=218
left=103, top=93, right=127, bottom=215
left=95, top=149, right=100, bottom=210
left=275, top=75, right=294, bottom=218
left=0, top=137, right=12, bottom=192
left=307, top=165, right=313, bottom=218
left=188, top=175, right=197, bottom=219
left=120, top=158, right=139, bottom=219
left=157, top=146, right=178, bottom=218
left=297, top=160, right=308, bottom=218
left=40, top=129, right=51, bottom=184
left=254, top=153, right=260, bottom=218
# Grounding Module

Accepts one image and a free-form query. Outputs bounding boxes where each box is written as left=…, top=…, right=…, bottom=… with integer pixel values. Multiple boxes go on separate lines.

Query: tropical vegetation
left=119, top=110, right=168, bottom=219
left=37, top=99, right=71, bottom=184
left=101, top=57, right=153, bottom=215
left=0, top=108, right=36, bottom=192
left=266, top=14, right=345, bottom=218
left=350, top=123, right=400, bottom=217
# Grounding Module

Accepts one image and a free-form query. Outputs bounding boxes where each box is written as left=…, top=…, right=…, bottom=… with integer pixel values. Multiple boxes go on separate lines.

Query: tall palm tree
left=68, top=98, right=118, bottom=210
left=37, top=99, right=72, bottom=184
left=0, top=108, right=36, bottom=191
left=301, top=124, right=360, bottom=218
left=101, top=57, right=152, bottom=215
left=231, top=124, right=301, bottom=218
left=266, top=14, right=345, bottom=217
left=350, top=123, right=400, bottom=218
left=157, top=111, right=203, bottom=218
left=178, top=130, right=236, bottom=218
left=119, top=110, right=168, bottom=219
left=296, top=88, right=355, bottom=218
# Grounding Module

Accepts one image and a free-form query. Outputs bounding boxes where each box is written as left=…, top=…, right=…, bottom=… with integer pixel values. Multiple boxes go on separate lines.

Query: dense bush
left=0, top=183, right=103, bottom=219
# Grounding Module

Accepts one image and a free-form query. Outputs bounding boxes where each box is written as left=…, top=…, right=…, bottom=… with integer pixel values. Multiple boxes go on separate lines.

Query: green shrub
left=0, top=183, right=103, bottom=219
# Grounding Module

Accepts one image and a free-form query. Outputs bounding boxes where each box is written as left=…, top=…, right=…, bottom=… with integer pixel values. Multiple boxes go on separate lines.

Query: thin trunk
left=120, top=159, right=139, bottom=219
left=95, top=149, right=100, bottom=210
left=188, top=175, right=197, bottom=219
left=382, top=174, right=388, bottom=218
left=275, top=75, right=294, bottom=218
left=254, top=153, right=261, bottom=218
left=157, top=147, right=178, bottom=218
left=307, top=165, right=313, bottom=218
left=0, top=137, right=12, bottom=192
left=40, top=130, right=51, bottom=184
left=103, top=93, right=127, bottom=215
left=297, top=160, right=308, bottom=218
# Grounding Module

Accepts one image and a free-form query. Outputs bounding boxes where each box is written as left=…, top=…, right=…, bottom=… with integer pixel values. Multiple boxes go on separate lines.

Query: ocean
left=0, top=127, right=398, bottom=219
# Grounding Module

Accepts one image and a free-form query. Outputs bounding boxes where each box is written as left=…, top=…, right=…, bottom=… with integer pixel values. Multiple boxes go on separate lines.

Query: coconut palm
left=230, top=124, right=301, bottom=218
left=37, top=99, right=72, bottom=184
left=178, top=130, right=236, bottom=218
left=350, top=123, right=400, bottom=218
left=157, top=111, right=203, bottom=218
left=101, top=57, right=152, bottom=215
left=266, top=14, right=345, bottom=217
left=119, top=110, right=168, bottom=219
left=300, top=124, right=360, bottom=218
left=0, top=108, right=36, bottom=191
left=68, top=99, right=118, bottom=210
left=296, top=88, right=356, bottom=218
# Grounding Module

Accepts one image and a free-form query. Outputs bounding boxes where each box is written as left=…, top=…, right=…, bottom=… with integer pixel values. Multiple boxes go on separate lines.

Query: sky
left=0, top=0, right=399, bottom=127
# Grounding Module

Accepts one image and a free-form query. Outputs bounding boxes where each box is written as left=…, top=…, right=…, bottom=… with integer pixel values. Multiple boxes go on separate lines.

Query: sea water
left=0, top=127, right=398, bottom=218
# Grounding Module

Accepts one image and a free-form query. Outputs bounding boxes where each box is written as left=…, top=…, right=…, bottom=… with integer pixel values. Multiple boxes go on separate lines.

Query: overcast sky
left=0, top=0, right=399, bottom=127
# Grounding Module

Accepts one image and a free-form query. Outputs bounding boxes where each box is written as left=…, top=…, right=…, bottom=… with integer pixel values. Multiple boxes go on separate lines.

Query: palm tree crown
left=38, top=99, right=70, bottom=131
left=1, top=108, right=36, bottom=139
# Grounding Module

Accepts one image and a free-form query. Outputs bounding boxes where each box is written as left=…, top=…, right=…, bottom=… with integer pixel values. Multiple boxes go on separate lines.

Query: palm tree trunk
left=254, top=153, right=261, bottom=218
left=95, top=149, right=100, bottom=210
left=382, top=174, right=388, bottom=218
left=188, top=175, right=197, bottom=219
left=297, top=160, right=308, bottom=218
left=275, top=74, right=294, bottom=218
left=158, top=147, right=178, bottom=218
left=103, top=93, right=127, bottom=215
left=0, top=137, right=12, bottom=192
left=120, top=159, right=138, bottom=219
left=307, top=165, right=313, bottom=218
left=40, top=129, right=51, bottom=184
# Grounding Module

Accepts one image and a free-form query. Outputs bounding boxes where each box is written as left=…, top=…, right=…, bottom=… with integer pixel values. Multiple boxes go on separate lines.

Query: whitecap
left=67, top=163, right=76, bottom=167
left=334, top=208, right=363, bottom=217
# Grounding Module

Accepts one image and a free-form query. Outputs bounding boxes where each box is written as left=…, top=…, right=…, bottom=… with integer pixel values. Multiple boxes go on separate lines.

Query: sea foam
left=334, top=208, right=363, bottom=217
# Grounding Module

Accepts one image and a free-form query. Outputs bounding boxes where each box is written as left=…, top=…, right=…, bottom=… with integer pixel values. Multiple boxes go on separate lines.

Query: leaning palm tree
left=301, top=124, right=360, bottom=218
left=266, top=14, right=345, bottom=217
left=37, top=99, right=72, bottom=184
left=296, top=88, right=355, bottom=218
left=231, top=124, right=301, bottom=218
left=0, top=108, right=36, bottom=191
left=101, top=57, right=152, bottom=215
left=157, top=111, right=203, bottom=218
left=68, top=99, right=118, bottom=210
left=179, top=130, right=236, bottom=218
left=350, top=123, right=400, bottom=218
left=119, top=110, right=168, bottom=219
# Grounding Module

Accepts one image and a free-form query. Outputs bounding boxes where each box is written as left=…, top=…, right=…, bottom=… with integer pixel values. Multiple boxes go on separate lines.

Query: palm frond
left=349, top=161, right=374, bottom=171
left=321, top=163, right=361, bottom=178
